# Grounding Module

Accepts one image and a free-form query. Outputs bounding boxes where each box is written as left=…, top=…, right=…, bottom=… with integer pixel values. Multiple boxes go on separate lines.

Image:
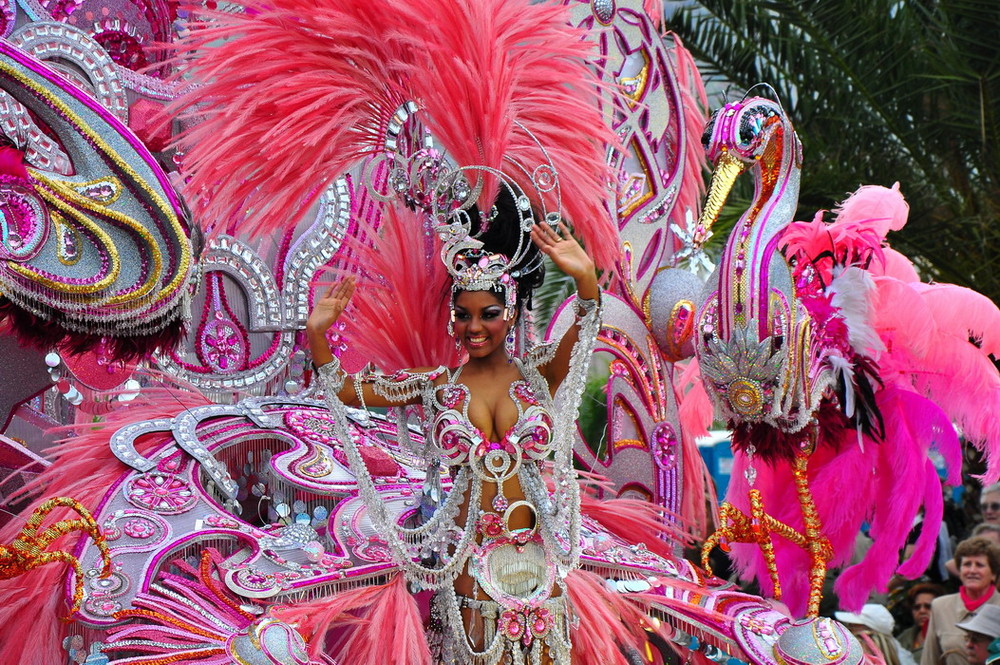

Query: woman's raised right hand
left=307, top=276, right=356, bottom=335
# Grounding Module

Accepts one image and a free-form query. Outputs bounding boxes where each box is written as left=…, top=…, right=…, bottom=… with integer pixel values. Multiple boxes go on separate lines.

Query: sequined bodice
left=432, top=368, right=554, bottom=467
left=316, top=299, right=601, bottom=665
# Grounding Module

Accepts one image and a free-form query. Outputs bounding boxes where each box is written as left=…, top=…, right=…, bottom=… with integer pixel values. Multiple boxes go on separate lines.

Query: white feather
left=827, top=352, right=857, bottom=418
left=829, top=266, right=885, bottom=358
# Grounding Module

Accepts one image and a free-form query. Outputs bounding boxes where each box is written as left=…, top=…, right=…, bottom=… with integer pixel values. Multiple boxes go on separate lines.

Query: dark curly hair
left=463, top=184, right=545, bottom=311
left=906, top=582, right=945, bottom=604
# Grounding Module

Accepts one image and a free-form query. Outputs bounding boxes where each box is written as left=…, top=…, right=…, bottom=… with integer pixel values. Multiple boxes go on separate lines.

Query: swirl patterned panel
left=0, top=42, right=193, bottom=358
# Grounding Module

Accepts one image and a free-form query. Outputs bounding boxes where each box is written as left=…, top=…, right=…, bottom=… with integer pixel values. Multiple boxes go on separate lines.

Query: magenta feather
left=834, top=388, right=960, bottom=609
left=782, top=185, right=909, bottom=285
left=171, top=0, right=620, bottom=269
left=726, top=387, right=961, bottom=615
left=894, top=458, right=947, bottom=579
left=726, top=436, right=867, bottom=613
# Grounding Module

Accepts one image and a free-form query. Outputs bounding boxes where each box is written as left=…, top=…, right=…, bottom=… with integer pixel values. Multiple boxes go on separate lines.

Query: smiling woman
left=305, top=185, right=602, bottom=663
left=922, top=538, right=1000, bottom=665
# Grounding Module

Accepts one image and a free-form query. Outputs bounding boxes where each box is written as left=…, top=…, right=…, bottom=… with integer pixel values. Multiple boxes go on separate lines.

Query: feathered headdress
left=170, top=0, right=621, bottom=270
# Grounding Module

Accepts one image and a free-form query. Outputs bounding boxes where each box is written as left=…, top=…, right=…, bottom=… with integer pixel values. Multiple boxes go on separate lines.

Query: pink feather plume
left=573, top=466, right=696, bottom=555
left=666, top=34, right=709, bottom=245
left=869, top=273, right=1000, bottom=482
left=723, top=183, right=991, bottom=614
left=170, top=0, right=621, bottom=269
left=564, top=569, right=652, bottom=665
left=580, top=492, right=690, bottom=559
left=911, top=282, right=1000, bottom=355
left=726, top=388, right=960, bottom=614
left=831, top=183, right=908, bottom=236
left=0, top=385, right=210, bottom=665
left=272, top=574, right=430, bottom=665
left=317, top=184, right=461, bottom=372
left=675, top=358, right=717, bottom=537
left=643, top=0, right=665, bottom=30
left=873, top=247, right=921, bottom=282
left=833, top=388, right=960, bottom=609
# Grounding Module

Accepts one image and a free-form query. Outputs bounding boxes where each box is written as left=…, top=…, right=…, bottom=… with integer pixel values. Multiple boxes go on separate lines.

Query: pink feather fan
left=171, top=0, right=621, bottom=269
left=272, top=574, right=430, bottom=665
left=813, top=184, right=1000, bottom=483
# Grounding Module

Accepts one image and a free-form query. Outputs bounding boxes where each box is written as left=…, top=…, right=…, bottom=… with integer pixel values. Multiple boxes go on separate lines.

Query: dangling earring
left=505, top=325, right=516, bottom=360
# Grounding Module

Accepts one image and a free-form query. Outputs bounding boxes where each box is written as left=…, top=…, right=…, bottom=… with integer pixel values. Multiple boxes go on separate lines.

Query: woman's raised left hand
left=530, top=221, right=595, bottom=281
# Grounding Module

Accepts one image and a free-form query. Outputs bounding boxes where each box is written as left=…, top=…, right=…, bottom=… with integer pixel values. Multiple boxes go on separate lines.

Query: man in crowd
left=957, top=605, right=1000, bottom=665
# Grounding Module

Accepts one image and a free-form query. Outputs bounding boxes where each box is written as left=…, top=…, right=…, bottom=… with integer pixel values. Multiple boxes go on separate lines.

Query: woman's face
left=453, top=290, right=511, bottom=359
left=959, top=553, right=996, bottom=595
left=911, top=592, right=935, bottom=627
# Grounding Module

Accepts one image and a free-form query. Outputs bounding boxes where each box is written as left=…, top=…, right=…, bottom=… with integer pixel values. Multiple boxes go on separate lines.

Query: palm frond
left=667, top=0, right=1000, bottom=303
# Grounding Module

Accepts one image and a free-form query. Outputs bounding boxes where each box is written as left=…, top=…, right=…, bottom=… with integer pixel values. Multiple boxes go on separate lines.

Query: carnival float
left=0, top=0, right=997, bottom=664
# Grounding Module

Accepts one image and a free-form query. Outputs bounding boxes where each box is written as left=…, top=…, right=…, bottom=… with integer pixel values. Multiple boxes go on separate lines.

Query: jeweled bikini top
left=432, top=364, right=554, bottom=469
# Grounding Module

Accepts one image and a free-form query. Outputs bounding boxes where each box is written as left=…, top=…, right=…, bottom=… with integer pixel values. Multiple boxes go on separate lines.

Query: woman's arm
left=529, top=221, right=599, bottom=393
left=307, top=277, right=431, bottom=408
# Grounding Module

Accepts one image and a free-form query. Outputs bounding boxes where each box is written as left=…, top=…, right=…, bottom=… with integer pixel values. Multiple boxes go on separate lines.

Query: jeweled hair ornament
left=451, top=250, right=517, bottom=316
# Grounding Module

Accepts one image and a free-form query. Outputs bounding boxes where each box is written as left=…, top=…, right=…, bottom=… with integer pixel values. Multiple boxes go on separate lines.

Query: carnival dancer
left=306, top=190, right=600, bottom=663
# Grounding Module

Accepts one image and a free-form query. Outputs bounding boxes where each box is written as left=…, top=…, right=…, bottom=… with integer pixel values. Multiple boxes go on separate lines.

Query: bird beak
left=695, top=151, right=746, bottom=247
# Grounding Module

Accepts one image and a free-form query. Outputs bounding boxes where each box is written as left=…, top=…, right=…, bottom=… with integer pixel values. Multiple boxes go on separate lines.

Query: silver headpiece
left=361, top=102, right=559, bottom=313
